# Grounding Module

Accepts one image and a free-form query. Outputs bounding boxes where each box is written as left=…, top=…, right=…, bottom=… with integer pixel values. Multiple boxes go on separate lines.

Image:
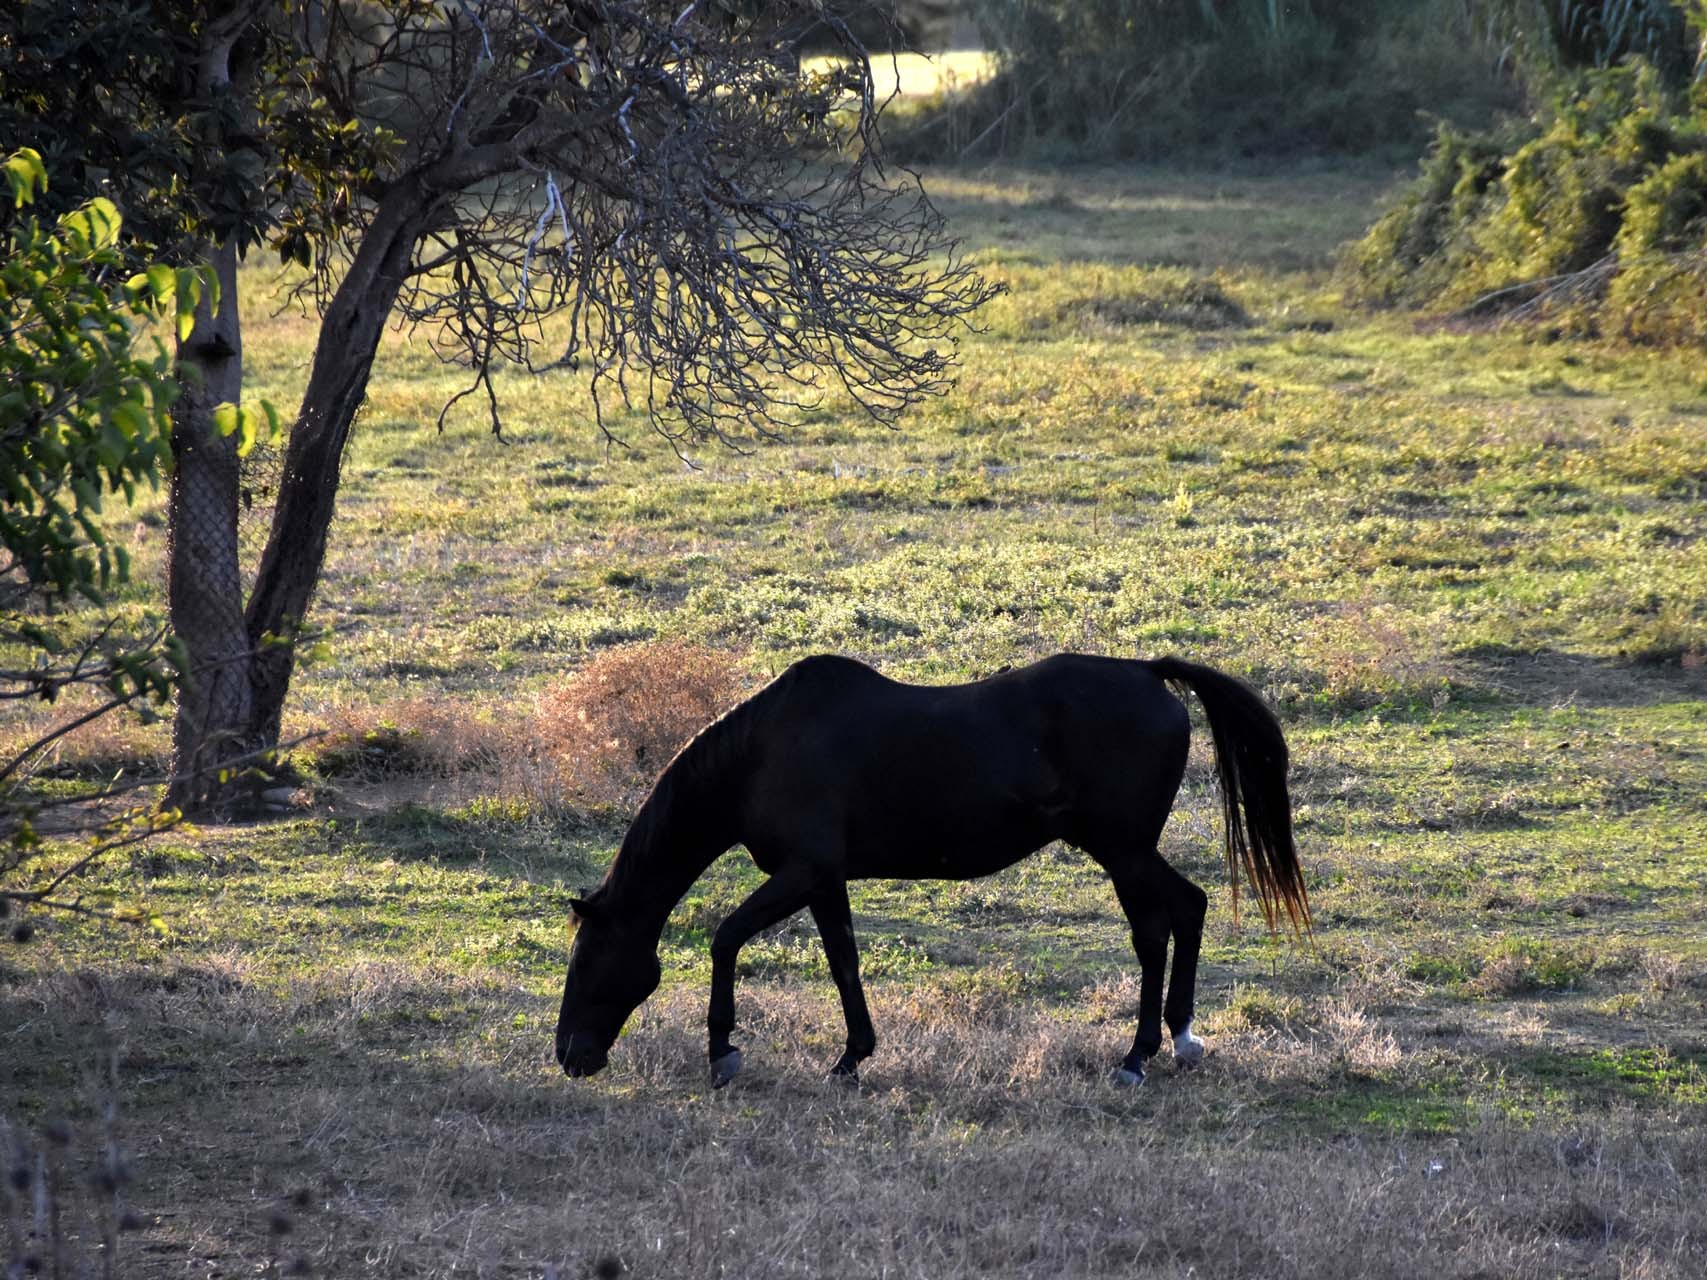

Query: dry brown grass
left=1310, top=593, right=1455, bottom=711
left=7, top=960, right=1703, bottom=1279
left=286, top=642, right=747, bottom=814
left=534, top=641, right=746, bottom=807
left=293, top=695, right=523, bottom=781
left=0, top=688, right=172, bottom=780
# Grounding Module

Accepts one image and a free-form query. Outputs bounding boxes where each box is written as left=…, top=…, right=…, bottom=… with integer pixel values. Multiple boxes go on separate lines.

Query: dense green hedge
left=895, top=2, right=1707, bottom=163
left=1347, top=61, right=1707, bottom=343
left=893, top=0, right=1518, bottom=161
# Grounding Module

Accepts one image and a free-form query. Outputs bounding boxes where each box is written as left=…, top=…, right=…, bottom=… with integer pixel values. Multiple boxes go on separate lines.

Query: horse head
left=554, top=894, right=662, bottom=1077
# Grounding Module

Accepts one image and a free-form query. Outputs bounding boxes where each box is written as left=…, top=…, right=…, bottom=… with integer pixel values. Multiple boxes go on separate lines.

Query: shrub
left=1608, top=149, right=1707, bottom=341
left=1347, top=55, right=1707, bottom=343
left=534, top=641, right=746, bottom=807
left=1344, top=124, right=1513, bottom=305
left=899, top=0, right=1517, bottom=162
left=1473, top=64, right=1690, bottom=280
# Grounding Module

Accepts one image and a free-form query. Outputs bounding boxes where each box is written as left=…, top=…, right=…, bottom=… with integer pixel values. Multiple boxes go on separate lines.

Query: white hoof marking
left=1173, top=1025, right=1205, bottom=1067
left=710, top=1049, right=742, bottom=1087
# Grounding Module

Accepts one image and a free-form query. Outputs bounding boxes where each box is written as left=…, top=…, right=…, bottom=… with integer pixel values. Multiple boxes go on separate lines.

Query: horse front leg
left=809, top=882, right=875, bottom=1085
left=707, top=875, right=813, bottom=1086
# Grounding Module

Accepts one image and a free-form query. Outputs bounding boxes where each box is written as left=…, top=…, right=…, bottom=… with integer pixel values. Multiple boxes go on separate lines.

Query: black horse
left=555, top=652, right=1309, bottom=1087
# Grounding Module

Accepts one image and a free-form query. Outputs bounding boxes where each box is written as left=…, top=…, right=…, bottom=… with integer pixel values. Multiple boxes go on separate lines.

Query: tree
left=3, top=0, right=997, bottom=813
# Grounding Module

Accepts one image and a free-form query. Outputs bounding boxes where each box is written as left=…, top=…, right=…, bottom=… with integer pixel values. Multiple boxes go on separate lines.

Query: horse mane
left=589, top=682, right=764, bottom=915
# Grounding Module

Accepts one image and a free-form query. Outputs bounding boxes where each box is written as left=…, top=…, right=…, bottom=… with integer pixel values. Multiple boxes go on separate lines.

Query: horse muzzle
left=556, top=1032, right=610, bottom=1078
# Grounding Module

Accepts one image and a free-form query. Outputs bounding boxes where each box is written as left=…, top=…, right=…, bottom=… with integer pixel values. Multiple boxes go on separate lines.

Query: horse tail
left=1146, top=657, right=1311, bottom=936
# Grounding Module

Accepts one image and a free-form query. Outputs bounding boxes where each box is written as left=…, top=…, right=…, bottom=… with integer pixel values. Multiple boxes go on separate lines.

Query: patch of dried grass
left=1319, top=993, right=1404, bottom=1075
left=1286, top=591, right=1457, bottom=713
left=533, top=641, right=745, bottom=807
left=0, top=689, right=171, bottom=780
left=294, top=696, right=522, bottom=782
left=289, top=642, right=746, bottom=817
left=8, top=963, right=1707, bottom=1280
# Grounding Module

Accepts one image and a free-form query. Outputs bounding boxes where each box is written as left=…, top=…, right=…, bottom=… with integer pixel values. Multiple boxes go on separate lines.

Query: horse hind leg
left=809, top=883, right=876, bottom=1085
left=1101, top=856, right=1171, bottom=1086
left=1160, top=861, right=1209, bottom=1066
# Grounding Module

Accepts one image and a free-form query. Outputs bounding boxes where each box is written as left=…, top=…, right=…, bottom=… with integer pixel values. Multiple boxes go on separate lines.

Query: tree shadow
left=1451, top=645, right=1707, bottom=712
left=921, top=164, right=1397, bottom=273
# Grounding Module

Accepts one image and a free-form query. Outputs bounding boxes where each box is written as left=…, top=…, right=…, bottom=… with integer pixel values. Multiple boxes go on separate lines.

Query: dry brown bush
left=294, top=696, right=523, bottom=781
left=534, top=641, right=746, bottom=807
left=281, top=644, right=746, bottom=816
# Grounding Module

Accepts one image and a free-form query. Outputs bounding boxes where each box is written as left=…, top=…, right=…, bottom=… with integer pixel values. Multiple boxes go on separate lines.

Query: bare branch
left=282, top=0, right=999, bottom=446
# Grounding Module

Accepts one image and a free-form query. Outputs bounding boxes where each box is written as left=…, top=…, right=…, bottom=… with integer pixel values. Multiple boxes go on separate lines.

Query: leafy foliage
left=0, top=150, right=209, bottom=929
left=1347, top=57, right=1707, bottom=342
left=919, top=0, right=1516, bottom=160
left=0, top=0, right=403, bottom=269
left=1342, top=126, right=1514, bottom=305
left=0, top=151, right=179, bottom=606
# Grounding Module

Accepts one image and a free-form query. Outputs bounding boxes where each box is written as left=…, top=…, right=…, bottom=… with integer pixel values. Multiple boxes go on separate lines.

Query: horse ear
left=569, top=896, right=598, bottom=923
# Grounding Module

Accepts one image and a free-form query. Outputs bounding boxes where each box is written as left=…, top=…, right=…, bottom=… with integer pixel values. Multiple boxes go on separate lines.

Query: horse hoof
left=1112, top=1065, right=1146, bottom=1088
left=1173, top=1028, right=1205, bottom=1067
left=709, top=1050, right=742, bottom=1088
left=828, top=1068, right=860, bottom=1089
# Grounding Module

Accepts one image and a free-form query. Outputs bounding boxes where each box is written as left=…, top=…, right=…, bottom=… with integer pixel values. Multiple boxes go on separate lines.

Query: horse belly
left=847, top=806, right=1057, bottom=882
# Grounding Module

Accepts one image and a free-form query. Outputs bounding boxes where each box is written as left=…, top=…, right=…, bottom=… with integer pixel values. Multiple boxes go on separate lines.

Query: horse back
left=735, top=654, right=1190, bottom=878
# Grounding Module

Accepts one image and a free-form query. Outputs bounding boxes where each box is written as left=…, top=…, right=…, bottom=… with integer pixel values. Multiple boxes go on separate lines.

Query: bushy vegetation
left=1348, top=57, right=1707, bottom=343
left=897, top=0, right=1519, bottom=160
left=533, top=641, right=745, bottom=807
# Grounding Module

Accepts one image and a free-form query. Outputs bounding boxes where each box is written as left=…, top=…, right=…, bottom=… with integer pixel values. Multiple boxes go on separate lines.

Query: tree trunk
left=164, top=238, right=257, bottom=812
left=244, top=183, right=433, bottom=746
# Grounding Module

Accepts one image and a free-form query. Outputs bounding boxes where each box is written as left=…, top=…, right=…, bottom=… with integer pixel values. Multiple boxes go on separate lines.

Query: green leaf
left=236, top=407, right=259, bottom=457
left=59, top=198, right=122, bottom=251
left=146, top=264, right=175, bottom=305
left=212, top=402, right=241, bottom=439
left=175, top=267, right=204, bottom=315
left=110, top=400, right=148, bottom=440
left=212, top=402, right=269, bottom=456
left=71, top=475, right=102, bottom=515
left=4, top=148, right=47, bottom=207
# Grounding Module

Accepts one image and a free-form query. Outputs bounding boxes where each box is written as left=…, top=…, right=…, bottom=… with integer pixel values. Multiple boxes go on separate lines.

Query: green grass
left=4, top=164, right=1705, bottom=1277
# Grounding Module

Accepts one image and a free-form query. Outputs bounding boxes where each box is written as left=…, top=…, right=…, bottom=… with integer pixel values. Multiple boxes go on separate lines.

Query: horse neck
left=600, top=731, right=742, bottom=939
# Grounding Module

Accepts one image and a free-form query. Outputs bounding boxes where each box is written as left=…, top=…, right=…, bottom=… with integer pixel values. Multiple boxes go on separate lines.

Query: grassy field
left=4, top=164, right=1706, bottom=1278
